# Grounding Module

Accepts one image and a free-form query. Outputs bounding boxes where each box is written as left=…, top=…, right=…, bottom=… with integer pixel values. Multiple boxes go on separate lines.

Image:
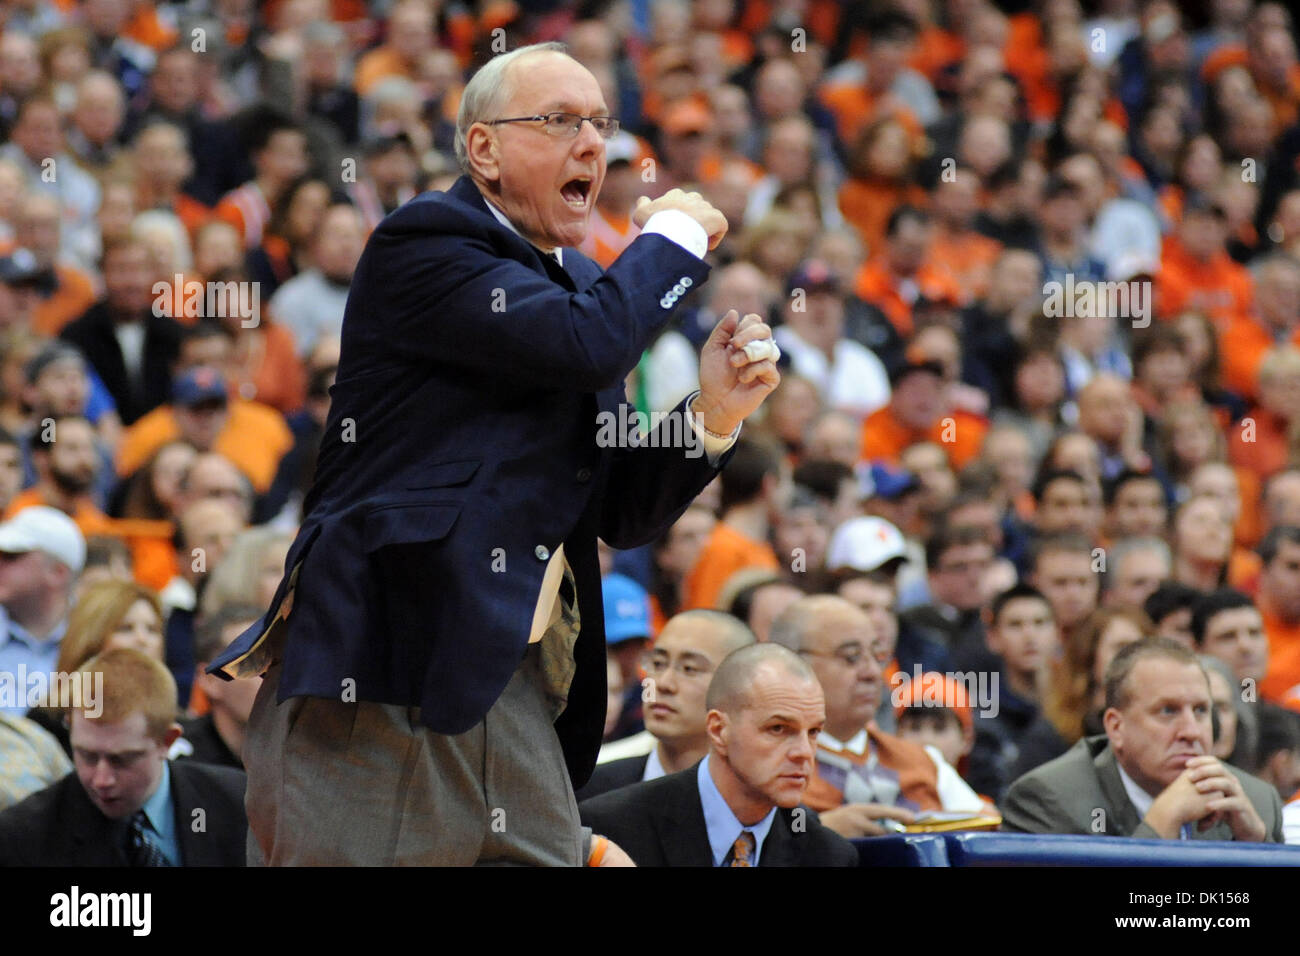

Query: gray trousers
left=243, top=644, right=584, bottom=866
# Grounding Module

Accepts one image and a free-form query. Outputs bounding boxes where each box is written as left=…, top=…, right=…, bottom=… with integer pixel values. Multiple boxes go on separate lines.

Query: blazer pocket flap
left=364, top=502, right=460, bottom=553
left=408, top=459, right=481, bottom=489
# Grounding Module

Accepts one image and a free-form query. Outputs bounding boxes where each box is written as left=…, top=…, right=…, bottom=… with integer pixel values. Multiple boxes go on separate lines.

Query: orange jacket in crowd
left=854, top=257, right=963, bottom=338
left=1156, top=235, right=1254, bottom=329
left=116, top=399, right=293, bottom=494
left=1259, top=595, right=1300, bottom=709
left=1217, top=314, right=1300, bottom=403
left=860, top=404, right=989, bottom=472
left=680, top=522, right=780, bottom=612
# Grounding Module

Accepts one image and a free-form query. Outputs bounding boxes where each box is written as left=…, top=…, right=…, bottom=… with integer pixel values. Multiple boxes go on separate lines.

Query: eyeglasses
left=800, top=642, right=890, bottom=668
left=486, top=112, right=621, bottom=139
left=640, top=652, right=714, bottom=680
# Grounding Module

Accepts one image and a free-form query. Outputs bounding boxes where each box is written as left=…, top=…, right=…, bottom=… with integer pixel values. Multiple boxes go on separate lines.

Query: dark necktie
left=725, top=831, right=756, bottom=867
left=125, top=810, right=171, bottom=867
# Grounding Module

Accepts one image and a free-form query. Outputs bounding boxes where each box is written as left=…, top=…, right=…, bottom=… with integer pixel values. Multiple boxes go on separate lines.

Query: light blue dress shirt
left=136, top=761, right=180, bottom=866
left=0, top=616, right=67, bottom=716
left=697, top=755, right=777, bottom=866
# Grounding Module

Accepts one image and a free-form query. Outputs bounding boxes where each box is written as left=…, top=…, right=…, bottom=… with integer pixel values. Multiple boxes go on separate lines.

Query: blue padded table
left=852, top=834, right=951, bottom=867
left=941, top=832, right=1300, bottom=866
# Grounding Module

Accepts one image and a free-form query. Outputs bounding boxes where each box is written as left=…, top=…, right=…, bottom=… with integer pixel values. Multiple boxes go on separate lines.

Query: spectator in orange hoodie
left=1218, top=253, right=1300, bottom=402
left=1229, top=345, right=1300, bottom=482
left=1156, top=194, right=1255, bottom=329
left=854, top=205, right=961, bottom=338
left=681, top=434, right=785, bottom=612
left=860, top=354, right=988, bottom=472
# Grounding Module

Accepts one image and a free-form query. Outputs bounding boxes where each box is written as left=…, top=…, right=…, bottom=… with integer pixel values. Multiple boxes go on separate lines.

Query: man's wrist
left=689, top=393, right=740, bottom=437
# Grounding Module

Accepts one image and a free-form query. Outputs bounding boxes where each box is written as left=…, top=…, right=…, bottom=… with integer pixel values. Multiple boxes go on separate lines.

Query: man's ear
left=706, top=709, right=728, bottom=756
left=161, top=723, right=183, bottom=749
left=465, top=124, right=500, bottom=184
left=1102, top=706, right=1122, bottom=747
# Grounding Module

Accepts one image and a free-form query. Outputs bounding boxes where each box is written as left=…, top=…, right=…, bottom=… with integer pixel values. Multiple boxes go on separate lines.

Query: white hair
left=454, top=41, right=568, bottom=175
left=131, top=210, right=193, bottom=272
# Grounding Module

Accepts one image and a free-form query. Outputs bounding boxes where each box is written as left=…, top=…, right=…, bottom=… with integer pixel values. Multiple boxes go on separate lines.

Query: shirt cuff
left=642, top=209, right=708, bottom=259
left=686, top=390, right=740, bottom=466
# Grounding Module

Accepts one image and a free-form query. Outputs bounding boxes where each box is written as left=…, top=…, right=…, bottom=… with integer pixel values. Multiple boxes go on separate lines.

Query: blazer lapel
left=655, top=765, right=715, bottom=867
left=1094, top=744, right=1144, bottom=836
left=446, top=175, right=578, bottom=290
left=757, top=811, right=796, bottom=866
left=66, top=776, right=131, bottom=865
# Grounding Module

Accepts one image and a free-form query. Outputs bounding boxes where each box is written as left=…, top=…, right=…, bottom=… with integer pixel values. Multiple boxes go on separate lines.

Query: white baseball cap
left=0, top=506, right=86, bottom=574
left=826, top=516, right=907, bottom=574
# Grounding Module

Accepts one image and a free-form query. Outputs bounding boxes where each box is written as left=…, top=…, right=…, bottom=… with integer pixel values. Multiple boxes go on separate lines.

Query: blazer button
left=576, top=466, right=592, bottom=482
left=535, top=545, right=550, bottom=561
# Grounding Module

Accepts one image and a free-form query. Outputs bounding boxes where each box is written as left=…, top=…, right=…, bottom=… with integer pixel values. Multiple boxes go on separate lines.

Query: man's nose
left=91, top=759, right=115, bottom=789
left=788, top=731, right=816, bottom=763
left=655, top=664, right=679, bottom=694
left=573, top=119, right=603, bottom=156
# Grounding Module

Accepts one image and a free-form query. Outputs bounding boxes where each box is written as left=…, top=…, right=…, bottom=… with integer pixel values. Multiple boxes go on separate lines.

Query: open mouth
left=561, top=178, right=591, bottom=207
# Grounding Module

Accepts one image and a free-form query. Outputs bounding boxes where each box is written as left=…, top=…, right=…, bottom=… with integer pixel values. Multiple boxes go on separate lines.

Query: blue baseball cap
left=602, top=573, right=651, bottom=645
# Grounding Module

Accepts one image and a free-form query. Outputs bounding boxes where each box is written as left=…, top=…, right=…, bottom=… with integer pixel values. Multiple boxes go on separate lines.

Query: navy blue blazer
left=210, top=176, right=728, bottom=786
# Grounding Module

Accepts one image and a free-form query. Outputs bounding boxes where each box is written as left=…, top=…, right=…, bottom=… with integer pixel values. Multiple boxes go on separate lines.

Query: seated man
left=768, top=594, right=985, bottom=837
left=577, top=610, right=756, bottom=801
left=0, top=647, right=248, bottom=864
left=1002, top=638, right=1283, bottom=841
left=579, top=643, right=857, bottom=866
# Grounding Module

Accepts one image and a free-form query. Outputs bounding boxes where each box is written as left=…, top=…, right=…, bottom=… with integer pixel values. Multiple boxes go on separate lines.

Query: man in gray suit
left=1002, top=637, right=1283, bottom=841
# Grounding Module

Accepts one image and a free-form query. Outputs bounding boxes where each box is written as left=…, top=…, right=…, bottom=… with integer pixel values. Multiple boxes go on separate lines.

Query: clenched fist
left=633, top=189, right=728, bottom=250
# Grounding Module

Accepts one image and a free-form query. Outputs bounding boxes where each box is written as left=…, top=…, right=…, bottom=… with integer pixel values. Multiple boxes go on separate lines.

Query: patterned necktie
left=125, top=810, right=171, bottom=867
left=726, top=831, right=756, bottom=867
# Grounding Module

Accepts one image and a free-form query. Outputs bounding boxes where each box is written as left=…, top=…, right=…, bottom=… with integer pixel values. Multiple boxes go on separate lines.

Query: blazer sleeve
left=355, top=214, right=709, bottom=393
left=1000, top=772, right=1085, bottom=835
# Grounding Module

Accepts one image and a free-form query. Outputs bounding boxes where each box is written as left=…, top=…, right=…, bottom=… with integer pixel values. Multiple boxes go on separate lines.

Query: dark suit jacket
left=579, top=762, right=858, bottom=866
left=211, top=175, right=727, bottom=788
left=574, top=753, right=649, bottom=802
left=1001, top=736, right=1285, bottom=842
left=0, top=760, right=248, bottom=865
left=60, top=302, right=183, bottom=425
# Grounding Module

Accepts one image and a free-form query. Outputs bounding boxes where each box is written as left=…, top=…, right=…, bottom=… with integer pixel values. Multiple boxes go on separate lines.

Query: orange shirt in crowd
left=681, top=522, right=780, bottom=612
left=124, top=2, right=178, bottom=51
left=854, top=257, right=963, bottom=338
left=231, top=324, right=307, bottom=415
left=908, top=25, right=964, bottom=81
left=116, top=399, right=293, bottom=493
left=928, top=228, right=1001, bottom=303
left=1217, top=313, right=1300, bottom=402
left=353, top=46, right=414, bottom=96
left=837, top=179, right=928, bottom=259
left=860, top=404, right=988, bottom=471
left=578, top=208, right=641, bottom=269
left=817, top=86, right=923, bottom=157
left=1156, top=235, right=1254, bottom=328
left=31, top=265, right=98, bottom=336
left=1259, top=597, right=1300, bottom=706
left=4, top=490, right=174, bottom=591
left=1227, top=407, right=1292, bottom=481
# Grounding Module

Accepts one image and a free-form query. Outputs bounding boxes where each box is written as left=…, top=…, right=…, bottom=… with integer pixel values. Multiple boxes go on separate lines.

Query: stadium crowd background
left=1, top=0, right=1300, bottom=855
